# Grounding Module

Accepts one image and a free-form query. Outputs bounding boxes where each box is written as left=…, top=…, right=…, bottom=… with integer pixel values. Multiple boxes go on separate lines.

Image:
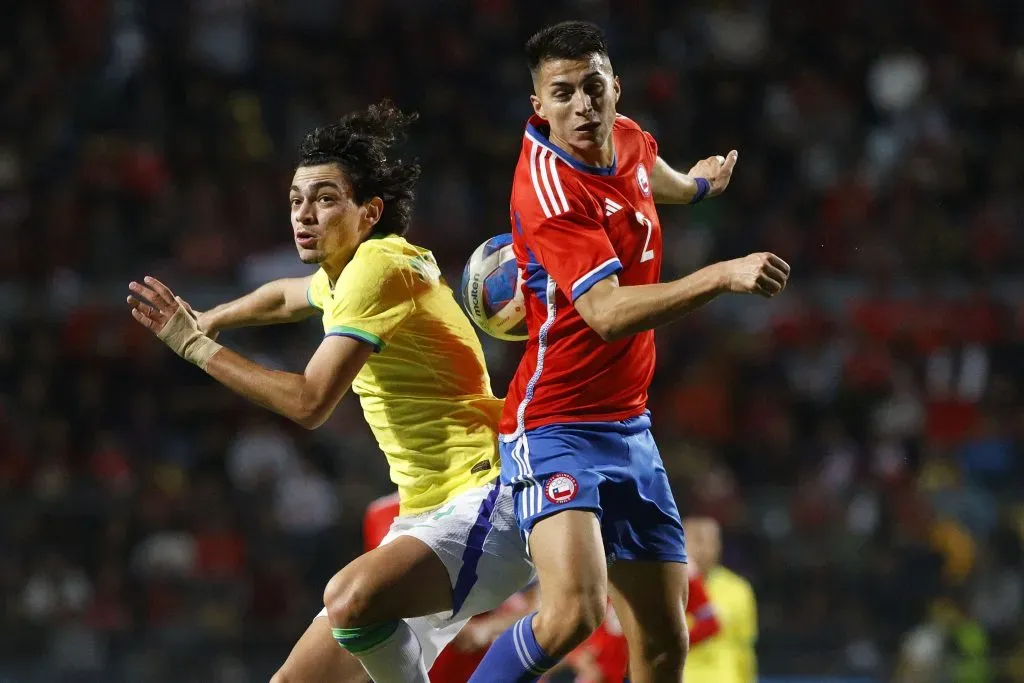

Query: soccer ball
left=461, top=234, right=528, bottom=341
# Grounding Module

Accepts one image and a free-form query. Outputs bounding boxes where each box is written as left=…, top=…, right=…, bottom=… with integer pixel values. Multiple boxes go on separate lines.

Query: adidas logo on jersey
left=604, top=198, right=623, bottom=216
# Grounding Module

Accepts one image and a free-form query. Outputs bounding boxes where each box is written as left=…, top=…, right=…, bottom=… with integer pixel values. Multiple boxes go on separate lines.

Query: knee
left=651, top=635, right=688, bottom=672
left=323, top=567, right=374, bottom=629
left=636, top=623, right=688, bottom=674
left=534, top=585, right=607, bottom=655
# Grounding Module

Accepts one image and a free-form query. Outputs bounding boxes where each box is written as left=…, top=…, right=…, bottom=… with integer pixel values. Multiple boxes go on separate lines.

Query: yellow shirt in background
left=686, top=566, right=758, bottom=683
left=307, top=234, right=503, bottom=515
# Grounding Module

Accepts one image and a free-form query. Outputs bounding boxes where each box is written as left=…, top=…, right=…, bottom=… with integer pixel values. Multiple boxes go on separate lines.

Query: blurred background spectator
left=1, top=0, right=1022, bottom=681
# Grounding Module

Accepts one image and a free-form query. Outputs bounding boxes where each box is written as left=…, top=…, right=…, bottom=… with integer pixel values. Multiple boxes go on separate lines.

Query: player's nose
left=294, top=201, right=316, bottom=224
left=569, top=89, right=590, bottom=112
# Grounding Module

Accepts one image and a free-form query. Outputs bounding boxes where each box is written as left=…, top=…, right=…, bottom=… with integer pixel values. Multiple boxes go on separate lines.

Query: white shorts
left=315, top=480, right=534, bottom=667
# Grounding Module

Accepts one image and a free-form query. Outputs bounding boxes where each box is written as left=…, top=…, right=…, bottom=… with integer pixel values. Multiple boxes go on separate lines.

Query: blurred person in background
left=683, top=517, right=757, bottom=683
left=126, top=101, right=534, bottom=682
left=893, top=594, right=991, bottom=683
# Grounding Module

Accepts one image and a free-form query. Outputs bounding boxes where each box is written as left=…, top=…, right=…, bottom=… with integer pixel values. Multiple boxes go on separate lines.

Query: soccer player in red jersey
left=468, top=21, right=789, bottom=683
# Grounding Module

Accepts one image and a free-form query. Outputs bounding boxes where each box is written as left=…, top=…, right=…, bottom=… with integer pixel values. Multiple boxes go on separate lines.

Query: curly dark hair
left=298, top=100, right=422, bottom=237
left=525, top=21, right=610, bottom=74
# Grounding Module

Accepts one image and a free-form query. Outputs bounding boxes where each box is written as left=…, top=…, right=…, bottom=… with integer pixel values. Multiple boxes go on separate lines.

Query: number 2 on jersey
left=635, top=211, right=655, bottom=263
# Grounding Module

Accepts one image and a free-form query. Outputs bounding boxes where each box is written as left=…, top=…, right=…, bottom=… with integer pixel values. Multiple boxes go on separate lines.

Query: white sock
left=356, top=620, right=430, bottom=683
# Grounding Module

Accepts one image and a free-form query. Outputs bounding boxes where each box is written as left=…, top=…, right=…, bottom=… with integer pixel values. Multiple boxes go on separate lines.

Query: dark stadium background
left=2, top=0, right=1023, bottom=681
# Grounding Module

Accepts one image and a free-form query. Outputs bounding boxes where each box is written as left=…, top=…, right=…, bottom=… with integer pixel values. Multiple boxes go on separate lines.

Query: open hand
left=127, top=276, right=220, bottom=368
left=127, top=276, right=205, bottom=342
left=721, top=252, right=790, bottom=298
left=128, top=276, right=188, bottom=337
left=689, top=150, right=739, bottom=197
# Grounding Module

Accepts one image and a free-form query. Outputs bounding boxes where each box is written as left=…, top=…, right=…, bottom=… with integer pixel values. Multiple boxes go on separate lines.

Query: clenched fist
left=720, top=252, right=790, bottom=298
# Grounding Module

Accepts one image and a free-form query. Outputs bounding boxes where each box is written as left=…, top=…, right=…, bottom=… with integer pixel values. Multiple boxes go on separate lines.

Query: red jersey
left=363, top=493, right=401, bottom=551
left=568, top=574, right=721, bottom=682
left=500, top=114, right=662, bottom=437
left=429, top=636, right=486, bottom=682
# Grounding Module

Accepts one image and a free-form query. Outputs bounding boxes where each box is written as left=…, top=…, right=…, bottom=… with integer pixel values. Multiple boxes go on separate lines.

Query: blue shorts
left=499, top=411, right=687, bottom=564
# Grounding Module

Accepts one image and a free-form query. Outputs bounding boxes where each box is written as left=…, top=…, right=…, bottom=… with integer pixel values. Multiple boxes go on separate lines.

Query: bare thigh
left=608, top=560, right=689, bottom=683
left=271, top=616, right=370, bottom=683
left=325, top=535, right=454, bottom=627
left=527, top=509, right=609, bottom=656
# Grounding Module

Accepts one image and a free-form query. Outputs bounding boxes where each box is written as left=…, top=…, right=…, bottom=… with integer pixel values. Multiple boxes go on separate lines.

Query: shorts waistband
left=500, top=410, right=652, bottom=441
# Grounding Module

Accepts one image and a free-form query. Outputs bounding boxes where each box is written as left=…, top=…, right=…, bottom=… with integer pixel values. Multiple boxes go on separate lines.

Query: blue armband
left=690, top=177, right=711, bottom=204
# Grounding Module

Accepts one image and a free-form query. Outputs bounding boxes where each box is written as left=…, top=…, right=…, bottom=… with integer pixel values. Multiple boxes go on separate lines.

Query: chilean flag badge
left=544, top=473, right=579, bottom=504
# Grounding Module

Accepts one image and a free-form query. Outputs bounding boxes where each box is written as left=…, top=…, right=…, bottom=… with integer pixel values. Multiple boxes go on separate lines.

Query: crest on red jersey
left=544, top=473, right=578, bottom=504
left=636, top=163, right=651, bottom=197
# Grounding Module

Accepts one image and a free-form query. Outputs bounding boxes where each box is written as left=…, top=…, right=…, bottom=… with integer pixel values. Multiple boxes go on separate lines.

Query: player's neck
left=548, top=132, right=615, bottom=169
left=321, top=250, right=355, bottom=285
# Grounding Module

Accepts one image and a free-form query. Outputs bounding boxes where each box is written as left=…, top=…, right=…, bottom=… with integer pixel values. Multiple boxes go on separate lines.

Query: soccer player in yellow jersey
left=684, top=517, right=759, bottom=683
left=126, top=101, right=533, bottom=683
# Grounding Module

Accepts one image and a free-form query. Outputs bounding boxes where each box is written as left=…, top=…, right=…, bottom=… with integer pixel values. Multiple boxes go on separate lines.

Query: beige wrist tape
left=158, top=305, right=223, bottom=370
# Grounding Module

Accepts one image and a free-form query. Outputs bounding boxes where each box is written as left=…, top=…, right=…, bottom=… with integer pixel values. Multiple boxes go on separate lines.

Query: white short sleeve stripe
left=528, top=143, right=552, bottom=218
left=546, top=153, right=570, bottom=213
left=529, top=143, right=570, bottom=218
left=536, top=148, right=563, bottom=217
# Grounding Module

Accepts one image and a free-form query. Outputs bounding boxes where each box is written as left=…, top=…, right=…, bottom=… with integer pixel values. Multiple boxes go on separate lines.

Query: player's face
left=685, top=519, right=722, bottom=572
left=289, top=164, right=382, bottom=274
left=531, top=54, right=620, bottom=164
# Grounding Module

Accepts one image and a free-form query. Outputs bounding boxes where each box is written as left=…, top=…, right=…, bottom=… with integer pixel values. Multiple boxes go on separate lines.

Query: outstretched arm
left=574, top=252, right=790, bottom=342
left=202, top=335, right=371, bottom=429
left=521, top=147, right=768, bottom=344
left=197, top=275, right=318, bottom=335
left=128, top=276, right=371, bottom=429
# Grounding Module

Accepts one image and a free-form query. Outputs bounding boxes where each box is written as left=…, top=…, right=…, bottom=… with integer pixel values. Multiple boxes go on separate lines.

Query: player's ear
left=361, top=196, right=384, bottom=235
left=530, top=93, right=545, bottom=120
left=613, top=75, right=621, bottom=105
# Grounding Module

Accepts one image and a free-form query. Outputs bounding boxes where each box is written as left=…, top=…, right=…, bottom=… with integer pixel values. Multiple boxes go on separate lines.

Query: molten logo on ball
left=460, top=233, right=528, bottom=341
left=544, top=473, right=578, bottom=504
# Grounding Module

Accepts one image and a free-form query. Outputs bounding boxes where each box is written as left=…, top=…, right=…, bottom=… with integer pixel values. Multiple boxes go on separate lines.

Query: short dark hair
left=298, top=100, right=422, bottom=237
left=525, top=21, right=609, bottom=73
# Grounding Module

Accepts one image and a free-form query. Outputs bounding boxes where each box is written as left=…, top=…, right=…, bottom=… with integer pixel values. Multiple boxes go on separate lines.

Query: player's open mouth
left=576, top=122, right=600, bottom=132
left=295, top=231, right=318, bottom=248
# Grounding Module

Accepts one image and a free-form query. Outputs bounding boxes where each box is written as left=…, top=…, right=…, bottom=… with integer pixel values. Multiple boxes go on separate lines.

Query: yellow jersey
left=307, top=234, right=503, bottom=515
left=685, top=566, right=758, bottom=683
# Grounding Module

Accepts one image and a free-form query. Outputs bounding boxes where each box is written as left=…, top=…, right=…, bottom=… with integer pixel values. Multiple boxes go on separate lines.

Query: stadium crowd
left=1, top=0, right=1022, bottom=680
